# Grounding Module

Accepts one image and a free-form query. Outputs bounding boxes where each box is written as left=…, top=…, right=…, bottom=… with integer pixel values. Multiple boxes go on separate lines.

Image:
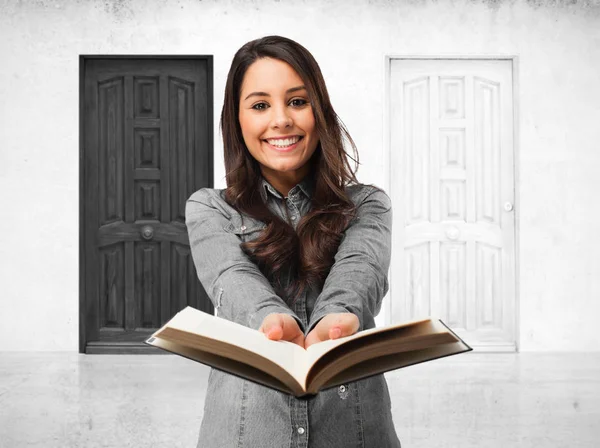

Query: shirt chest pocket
left=223, top=215, right=267, bottom=243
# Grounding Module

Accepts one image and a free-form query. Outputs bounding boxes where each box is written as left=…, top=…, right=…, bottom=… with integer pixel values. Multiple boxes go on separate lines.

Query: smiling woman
left=218, top=35, right=366, bottom=307
left=186, top=35, right=401, bottom=448
left=238, top=57, right=320, bottom=196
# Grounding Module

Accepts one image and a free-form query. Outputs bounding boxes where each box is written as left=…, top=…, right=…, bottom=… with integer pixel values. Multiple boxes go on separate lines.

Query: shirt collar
left=259, top=171, right=315, bottom=202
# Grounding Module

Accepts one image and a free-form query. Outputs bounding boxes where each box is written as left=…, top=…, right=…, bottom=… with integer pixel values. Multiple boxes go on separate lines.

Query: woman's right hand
left=259, top=313, right=305, bottom=348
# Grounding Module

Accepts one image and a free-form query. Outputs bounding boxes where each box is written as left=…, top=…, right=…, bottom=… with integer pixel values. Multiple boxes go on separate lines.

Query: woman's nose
left=271, top=106, right=293, bottom=129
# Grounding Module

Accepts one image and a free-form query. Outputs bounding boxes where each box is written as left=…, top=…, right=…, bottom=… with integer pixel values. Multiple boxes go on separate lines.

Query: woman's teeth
left=266, top=136, right=301, bottom=147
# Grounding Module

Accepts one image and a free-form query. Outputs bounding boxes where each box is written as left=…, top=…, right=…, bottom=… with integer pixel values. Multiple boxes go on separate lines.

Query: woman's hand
left=304, top=313, right=360, bottom=349
left=259, top=313, right=305, bottom=348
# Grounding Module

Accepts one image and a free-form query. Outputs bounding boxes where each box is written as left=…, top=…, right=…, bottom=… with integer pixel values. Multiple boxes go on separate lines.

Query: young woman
left=185, top=35, right=401, bottom=448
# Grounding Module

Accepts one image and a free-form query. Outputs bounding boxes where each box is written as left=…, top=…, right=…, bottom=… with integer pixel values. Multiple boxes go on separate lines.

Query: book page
left=314, top=340, right=471, bottom=393
left=148, top=336, right=298, bottom=395
left=159, top=307, right=312, bottom=387
left=304, top=316, right=434, bottom=367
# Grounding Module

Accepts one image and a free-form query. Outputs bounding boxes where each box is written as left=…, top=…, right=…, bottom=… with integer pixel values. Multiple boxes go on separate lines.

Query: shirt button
left=291, top=216, right=297, bottom=220
left=240, top=225, right=246, bottom=231
left=338, top=384, right=349, bottom=399
left=297, top=427, right=305, bottom=435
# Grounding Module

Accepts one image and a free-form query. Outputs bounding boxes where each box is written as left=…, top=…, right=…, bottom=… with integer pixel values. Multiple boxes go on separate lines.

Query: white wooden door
left=389, top=59, right=516, bottom=351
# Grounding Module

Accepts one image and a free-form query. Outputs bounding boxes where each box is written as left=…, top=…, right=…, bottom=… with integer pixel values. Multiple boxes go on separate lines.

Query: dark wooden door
left=80, top=57, right=214, bottom=353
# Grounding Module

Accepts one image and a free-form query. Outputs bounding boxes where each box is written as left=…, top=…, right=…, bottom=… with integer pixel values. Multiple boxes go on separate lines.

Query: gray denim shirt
left=185, top=174, right=401, bottom=448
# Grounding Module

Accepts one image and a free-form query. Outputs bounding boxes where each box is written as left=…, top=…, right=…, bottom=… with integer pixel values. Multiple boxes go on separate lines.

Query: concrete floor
left=0, top=352, right=598, bottom=448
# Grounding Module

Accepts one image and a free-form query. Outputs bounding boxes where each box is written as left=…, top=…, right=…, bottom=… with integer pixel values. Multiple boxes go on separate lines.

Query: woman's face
left=238, top=57, right=319, bottom=195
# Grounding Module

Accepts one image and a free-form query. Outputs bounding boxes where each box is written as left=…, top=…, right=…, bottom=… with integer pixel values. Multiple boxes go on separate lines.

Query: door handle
left=445, top=227, right=459, bottom=240
left=141, top=225, right=154, bottom=241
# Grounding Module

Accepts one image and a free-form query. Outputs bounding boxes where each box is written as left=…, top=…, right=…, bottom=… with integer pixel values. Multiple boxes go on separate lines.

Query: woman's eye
left=251, top=99, right=307, bottom=111
left=252, top=102, right=268, bottom=111
left=290, top=98, right=308, bottom=107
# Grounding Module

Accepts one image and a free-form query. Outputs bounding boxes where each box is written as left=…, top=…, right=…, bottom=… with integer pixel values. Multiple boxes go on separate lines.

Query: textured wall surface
left=0, top=0, right=599, bottom=350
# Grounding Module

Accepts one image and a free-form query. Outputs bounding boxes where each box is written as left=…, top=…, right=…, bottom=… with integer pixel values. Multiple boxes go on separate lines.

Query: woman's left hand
left=304, top=313, right=360, bottom=349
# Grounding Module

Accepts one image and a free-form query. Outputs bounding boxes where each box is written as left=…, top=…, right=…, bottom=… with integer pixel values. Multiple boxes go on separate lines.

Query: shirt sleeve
left=185, top=189, right=305, bottom=333
left=306, top=186, right=392, bottom=334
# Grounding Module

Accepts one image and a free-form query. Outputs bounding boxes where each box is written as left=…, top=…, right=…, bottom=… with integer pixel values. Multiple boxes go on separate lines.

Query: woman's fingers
left=259, top=313, right=305, bottom=347
left=305, top=313, right=359, bottom=348
left=259, top=314, right=283, bottom=340
left=329, top=327, right=342, bottom=339
left=266, top=323, right=283, bottom=340
left=259, top=312, right=359, bottom=349
left=320, top=313, right=359, bottom=340
left=289, top=331, right=306, bottom=348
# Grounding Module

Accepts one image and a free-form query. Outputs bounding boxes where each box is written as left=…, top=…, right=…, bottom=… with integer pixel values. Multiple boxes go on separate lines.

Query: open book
left=145, top=306, right=472, bottom=397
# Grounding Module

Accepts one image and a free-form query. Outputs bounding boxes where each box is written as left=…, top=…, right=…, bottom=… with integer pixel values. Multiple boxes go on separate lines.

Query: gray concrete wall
left=1, top=0, right=599, bottom=350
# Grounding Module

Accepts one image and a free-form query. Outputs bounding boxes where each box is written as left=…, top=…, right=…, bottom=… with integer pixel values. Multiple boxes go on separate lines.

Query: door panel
left=390, top=59, right=516, bottom=351
left=81, top=57, right=213, bottom=353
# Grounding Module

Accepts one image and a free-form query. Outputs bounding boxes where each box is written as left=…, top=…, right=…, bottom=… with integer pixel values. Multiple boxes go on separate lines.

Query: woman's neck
left=261, top=166, right=311, bottom=198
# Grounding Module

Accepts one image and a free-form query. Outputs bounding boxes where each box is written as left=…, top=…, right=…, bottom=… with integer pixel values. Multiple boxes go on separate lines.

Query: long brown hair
left=221, top=35, right=361, bottom=305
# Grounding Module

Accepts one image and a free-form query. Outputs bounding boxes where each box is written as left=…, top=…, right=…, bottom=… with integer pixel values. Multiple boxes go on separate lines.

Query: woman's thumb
left=330, top=327, right=342, bottom=339
left=328, top=313, right=359, bottom=339
left=260, top=314, right=283, bottom=340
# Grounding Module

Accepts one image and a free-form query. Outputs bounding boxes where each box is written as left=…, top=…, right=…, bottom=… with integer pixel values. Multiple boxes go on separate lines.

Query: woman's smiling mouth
left=263, top=135, right=304, bottom=152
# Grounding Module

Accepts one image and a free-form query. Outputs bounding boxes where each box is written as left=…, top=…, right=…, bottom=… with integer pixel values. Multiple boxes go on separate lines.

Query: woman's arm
left=185, top=189, right=304, bottom=332
left=306, top=186, right=392, bottom=334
